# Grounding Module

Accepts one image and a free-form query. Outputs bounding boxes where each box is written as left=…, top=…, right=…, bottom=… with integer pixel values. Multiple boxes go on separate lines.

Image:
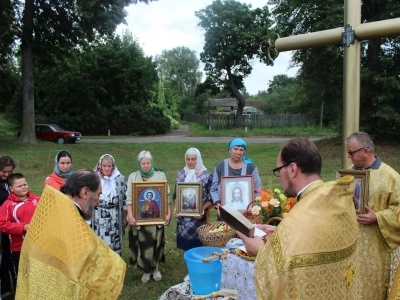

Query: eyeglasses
left=272, top=162, right=291, bottom=177
left=347, top=147, right=368, bottom=157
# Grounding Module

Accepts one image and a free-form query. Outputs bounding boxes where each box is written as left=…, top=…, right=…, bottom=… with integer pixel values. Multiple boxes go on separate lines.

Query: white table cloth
left=159, top=253, right=255, bottom=300
left=221, top=253, right=256, bottom=300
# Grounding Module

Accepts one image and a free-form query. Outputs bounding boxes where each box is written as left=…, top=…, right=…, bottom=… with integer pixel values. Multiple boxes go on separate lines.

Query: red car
left=18, top=124, right=82, bottom=144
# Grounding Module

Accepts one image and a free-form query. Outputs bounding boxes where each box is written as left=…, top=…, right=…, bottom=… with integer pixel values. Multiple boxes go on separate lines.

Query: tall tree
left=195, top=0, right=276, bottom=127
left=11, top=0, right=157, bottom=143
left=155, top=47, right=202, bottom=116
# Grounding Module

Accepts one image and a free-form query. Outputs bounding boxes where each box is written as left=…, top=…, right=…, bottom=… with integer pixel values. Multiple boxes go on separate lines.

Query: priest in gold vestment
left=238, top=138, right=359, bottom=300
left=16, top=171, right=126, bottom=299
left=346, top=132, right=400, bottom=300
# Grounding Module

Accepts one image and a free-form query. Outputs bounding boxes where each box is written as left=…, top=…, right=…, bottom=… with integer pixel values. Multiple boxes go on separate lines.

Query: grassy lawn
left=2, top=133, right=400, bottom=299
left=182, top=121, right=338, bottom=138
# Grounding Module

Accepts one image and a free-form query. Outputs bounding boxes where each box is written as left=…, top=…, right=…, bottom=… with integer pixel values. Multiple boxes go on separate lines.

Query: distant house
left=209, top=98, right=237, bottom=113
left=209, top=97, right=265, bottom=113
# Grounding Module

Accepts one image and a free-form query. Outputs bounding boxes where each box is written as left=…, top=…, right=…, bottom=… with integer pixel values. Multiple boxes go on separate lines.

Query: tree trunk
left=227, top=71, right=245, bottom=127
left=18, top=0, right=36, bottom=143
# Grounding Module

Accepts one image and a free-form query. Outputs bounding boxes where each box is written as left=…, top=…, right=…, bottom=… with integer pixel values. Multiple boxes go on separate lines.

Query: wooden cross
left=274, top=1, right=400, bottom=167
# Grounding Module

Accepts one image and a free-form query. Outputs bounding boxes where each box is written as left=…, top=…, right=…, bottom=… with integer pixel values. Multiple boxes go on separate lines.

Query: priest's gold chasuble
left=16, top=186, right=126, bottom=300
left=362, top=163, right=400, bottom=300
left=255, top=178, right=359, bottom=300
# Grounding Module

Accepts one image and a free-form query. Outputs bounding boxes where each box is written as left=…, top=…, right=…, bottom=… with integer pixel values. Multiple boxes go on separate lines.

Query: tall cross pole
left=273, top=0, right=400, bottom=168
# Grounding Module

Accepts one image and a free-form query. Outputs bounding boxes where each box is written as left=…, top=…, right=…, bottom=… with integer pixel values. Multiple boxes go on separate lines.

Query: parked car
left=18, top=124, right=82, bottom=144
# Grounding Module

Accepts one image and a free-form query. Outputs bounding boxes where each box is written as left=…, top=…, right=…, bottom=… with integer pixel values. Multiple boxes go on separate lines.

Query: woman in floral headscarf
left=93, top=154, right=127, bottom=255
left=173, top=148, right=212, bottom=251
left=44, top=150, right=74, bottom=190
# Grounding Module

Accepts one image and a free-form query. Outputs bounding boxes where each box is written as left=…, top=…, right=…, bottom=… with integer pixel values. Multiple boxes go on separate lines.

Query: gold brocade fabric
left=15, top=186, right=126, bottom=300
left=352, top=163, right=400, bottom=300
left=255, top=178, right=359, bottom=300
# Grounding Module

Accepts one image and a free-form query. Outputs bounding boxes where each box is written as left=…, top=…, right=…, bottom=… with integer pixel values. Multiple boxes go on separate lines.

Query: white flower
left=270, top=198, right=280, bottom=208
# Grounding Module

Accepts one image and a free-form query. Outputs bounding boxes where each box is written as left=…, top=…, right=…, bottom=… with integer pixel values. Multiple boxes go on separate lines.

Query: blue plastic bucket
left=184, top=246, right=223, bottom=295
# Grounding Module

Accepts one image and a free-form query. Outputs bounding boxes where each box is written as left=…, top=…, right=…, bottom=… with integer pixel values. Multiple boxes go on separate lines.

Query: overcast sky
left=117, top=0, right=299, bottom=95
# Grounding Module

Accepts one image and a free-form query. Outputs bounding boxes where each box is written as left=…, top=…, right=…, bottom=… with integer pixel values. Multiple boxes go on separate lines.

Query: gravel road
left=80, top=125, right=324, bottom=143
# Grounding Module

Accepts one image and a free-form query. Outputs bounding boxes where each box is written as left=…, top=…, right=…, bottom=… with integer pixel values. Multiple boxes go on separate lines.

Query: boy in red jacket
left=0, top=173, right=40, bottom=278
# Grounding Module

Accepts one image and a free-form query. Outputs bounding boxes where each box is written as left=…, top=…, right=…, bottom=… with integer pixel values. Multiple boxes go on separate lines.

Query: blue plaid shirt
left=173, top=169, right=212, bottom=203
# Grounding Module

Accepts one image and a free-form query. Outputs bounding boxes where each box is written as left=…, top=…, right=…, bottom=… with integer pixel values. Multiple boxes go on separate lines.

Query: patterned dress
left=174, top=169, right=212, bottom=251
left=91, top=174, right=126, bottom=256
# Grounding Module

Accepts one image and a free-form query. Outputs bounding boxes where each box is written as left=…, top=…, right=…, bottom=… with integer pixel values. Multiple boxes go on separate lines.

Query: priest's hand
left=357, top=206, right=377, bottom=225
left=257, top=224, right=276, bottom=236
left=236, top=231, right=265, bottom=256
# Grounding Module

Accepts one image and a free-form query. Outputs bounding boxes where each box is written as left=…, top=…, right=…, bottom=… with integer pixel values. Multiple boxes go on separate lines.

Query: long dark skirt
left=128, top=225, right=165, bottom=273
left=176, top=216, right=205, bottom=251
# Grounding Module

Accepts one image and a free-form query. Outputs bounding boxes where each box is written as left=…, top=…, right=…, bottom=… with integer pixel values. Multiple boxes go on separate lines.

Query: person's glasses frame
left=347, top=147, right=369, bottom=157
left=272, top=162, right=291, bottom=177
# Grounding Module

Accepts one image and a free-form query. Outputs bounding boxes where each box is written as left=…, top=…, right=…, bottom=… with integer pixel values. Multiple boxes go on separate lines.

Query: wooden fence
left=184, top=114, right=312, bottom=129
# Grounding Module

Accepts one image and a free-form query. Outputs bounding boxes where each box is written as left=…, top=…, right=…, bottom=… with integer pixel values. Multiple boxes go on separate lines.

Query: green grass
left=183, top=121, right=338, bottom=138
left=2, top=133, right=400, bottom=299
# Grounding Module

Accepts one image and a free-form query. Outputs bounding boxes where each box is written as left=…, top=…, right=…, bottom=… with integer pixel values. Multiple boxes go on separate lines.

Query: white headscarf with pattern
left=94, top=154, right=121, bottom=199
left=184, top=148, right=207, bottom=182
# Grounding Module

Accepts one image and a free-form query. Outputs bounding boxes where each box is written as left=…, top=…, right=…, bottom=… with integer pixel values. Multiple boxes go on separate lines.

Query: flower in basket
left=251, top=188, right=283, bottom=223
left=251, top=188, right=298, bottom=223
left=282, top=196, right=298, bottom=217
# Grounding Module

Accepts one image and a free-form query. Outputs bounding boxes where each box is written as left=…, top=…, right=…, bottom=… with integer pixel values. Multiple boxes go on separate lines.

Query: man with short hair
left=238, top=137, right=358, bottom=299
left=16, top=170, right=126, bottom=299
left=346, top=131, right=400, bottom=299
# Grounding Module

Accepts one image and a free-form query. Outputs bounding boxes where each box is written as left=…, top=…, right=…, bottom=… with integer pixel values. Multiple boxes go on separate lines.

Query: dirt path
left=80, top=125, right=323, bottom=144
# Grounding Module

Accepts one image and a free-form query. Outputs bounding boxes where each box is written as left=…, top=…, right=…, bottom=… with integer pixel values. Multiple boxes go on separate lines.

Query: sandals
left=152, top=270, right=162, bottom=281
left=141, top=273, right=151, bottom=283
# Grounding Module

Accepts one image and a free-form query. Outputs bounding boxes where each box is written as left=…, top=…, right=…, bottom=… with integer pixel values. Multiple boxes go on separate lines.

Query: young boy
left=0, top=173, right=40, bottom=277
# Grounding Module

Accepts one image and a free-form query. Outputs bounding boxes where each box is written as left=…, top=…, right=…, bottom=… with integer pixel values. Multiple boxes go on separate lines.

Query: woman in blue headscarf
left=210, top=138, right=261, bottom=208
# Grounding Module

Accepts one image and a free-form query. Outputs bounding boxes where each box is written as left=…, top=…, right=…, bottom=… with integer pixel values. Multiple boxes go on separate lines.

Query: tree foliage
left=155, top=46, right=202, bottom=117
left=196, top=0, right=276, bottom=126
left=6, top=0, right=158, bottom=143
left=255, top=75, right=306, bottom=115
left=268, top=0, right=400, bottom=139
left=30, top=32, right=169, bottom=135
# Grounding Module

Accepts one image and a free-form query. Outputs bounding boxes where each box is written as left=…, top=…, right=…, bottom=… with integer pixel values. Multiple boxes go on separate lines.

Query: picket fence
left=183, top=114, right=311, bottom=129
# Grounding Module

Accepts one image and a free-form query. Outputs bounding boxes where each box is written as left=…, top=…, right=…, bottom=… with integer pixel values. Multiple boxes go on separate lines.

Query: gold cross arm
left=275, top=18, right=400, bottom=52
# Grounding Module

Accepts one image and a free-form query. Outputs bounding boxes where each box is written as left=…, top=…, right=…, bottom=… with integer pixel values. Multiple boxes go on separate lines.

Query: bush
left=32, top=104, right=171, bottom=136
left=166, top=115, right=181, bottom=130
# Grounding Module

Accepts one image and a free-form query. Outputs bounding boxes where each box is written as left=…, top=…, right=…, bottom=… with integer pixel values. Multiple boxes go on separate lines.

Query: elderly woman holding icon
left=210, top=138, right=261, bottom=207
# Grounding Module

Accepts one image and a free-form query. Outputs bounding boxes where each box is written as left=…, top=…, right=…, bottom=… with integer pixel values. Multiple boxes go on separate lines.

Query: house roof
left=209, top=98, right=237, bottom=107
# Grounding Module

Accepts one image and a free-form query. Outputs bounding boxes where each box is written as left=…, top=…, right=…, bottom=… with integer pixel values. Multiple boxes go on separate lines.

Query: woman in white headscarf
left=93, top=154, right=127, bottom=256
left=173, top=148, right=212, bottom=251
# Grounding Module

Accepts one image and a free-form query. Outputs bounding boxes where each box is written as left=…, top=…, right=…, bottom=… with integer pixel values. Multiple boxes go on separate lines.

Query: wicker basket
left=242, top=202, right=263, bottom=224
left=197, top=206, right=237, bottom=248
left=266, top=216, right=283, bottom=225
